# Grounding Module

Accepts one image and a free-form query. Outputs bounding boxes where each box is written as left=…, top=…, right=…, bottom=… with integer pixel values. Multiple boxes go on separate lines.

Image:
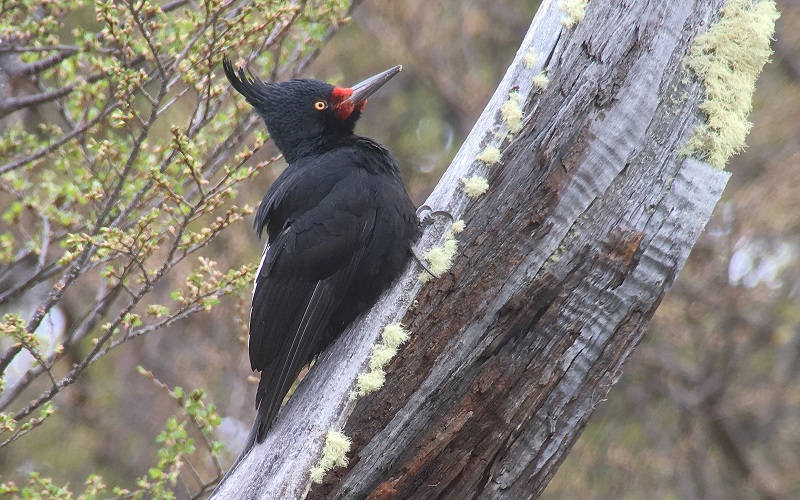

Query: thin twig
left=0, top=104, right=115, bottom=175
left=8, top=49, right=79, bottom=77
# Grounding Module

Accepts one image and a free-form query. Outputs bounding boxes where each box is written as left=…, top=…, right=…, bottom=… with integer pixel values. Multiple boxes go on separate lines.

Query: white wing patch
left=249, top=241, right=270, bottom=340
left=253, top=241, right=270, bottom=298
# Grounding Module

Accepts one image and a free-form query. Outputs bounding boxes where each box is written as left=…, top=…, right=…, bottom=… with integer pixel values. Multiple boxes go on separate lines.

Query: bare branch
left=0, top=104, right=116, bottom=175
left=5, top=49, right=79, bottom=77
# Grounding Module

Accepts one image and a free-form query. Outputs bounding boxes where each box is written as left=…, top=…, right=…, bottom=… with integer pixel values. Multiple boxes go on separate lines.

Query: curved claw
left=414, top=205, right=456, bottom=278
left=415, top=204, right=432, bottom=218
left=412, top=248, right=437, bottom=278
left=416, top=204, right=454, bottom=227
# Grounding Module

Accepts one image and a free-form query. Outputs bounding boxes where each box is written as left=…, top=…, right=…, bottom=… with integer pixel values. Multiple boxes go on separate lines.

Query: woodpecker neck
left=271, top=125, right=358, bottom=164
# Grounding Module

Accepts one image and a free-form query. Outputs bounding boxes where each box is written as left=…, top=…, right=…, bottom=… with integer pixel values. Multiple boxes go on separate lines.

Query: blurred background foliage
left=0, top=0, right=797, bottom=497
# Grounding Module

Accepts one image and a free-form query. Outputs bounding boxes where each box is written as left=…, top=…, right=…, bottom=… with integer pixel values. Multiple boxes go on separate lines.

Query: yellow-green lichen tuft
left=533, top=72, right=549, bottom=90
left=523, top=48, right=538, bottom=69
left=418, top=220, right=466, bottom=282
left=423, top=240, right=456, bottom=274
left=309, top=429, right=351, bottom=484
left=501, top=92, right=524, bottom=133
left=369, top=344, right=398, bottom=371
left=381, top=322, right=410, bottom=348
left=683, top=0, right=778, bottom=169
left=560, top=0, right=588, bottom=28
left=355, top=370, right=386, bottom=395
left=461, top=175, right=490, bottom=198
left=476, top=144, right=502, bottom=165
left=349, top=323, right=410, bottom=400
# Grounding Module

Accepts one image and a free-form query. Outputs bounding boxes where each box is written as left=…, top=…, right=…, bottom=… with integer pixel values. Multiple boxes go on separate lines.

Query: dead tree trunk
left=214, top=0, right=740, bottom=497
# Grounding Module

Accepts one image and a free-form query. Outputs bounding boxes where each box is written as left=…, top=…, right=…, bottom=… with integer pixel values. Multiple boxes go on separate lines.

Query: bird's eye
left=314, top=100, right=327, bottom=110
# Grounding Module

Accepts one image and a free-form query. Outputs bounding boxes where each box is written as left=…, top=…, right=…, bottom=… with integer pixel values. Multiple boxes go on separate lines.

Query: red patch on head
left=331, top=86, right=357, bottom=120
left=331, top=86, right=353, bottom=103
left=335, top=102, right=355, bottom=121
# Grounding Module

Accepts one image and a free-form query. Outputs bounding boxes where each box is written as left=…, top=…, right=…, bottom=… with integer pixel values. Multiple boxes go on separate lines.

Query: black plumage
left=222, top=60, right=417, bottom=460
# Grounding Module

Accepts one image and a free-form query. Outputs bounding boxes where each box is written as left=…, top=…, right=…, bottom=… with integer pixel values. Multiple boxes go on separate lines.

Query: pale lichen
left=683, top=0, right=779, bottom=169
left=309, top=429, right=351, bottom=484
left=355, top=370, right=385, bottom=395
left=369, top=344, right=398, bottom=371
left=559, top=0, right=588, bottom=28
left=381, top=322, right=410, bottom=348
left=418, top=219, right=466, bottom=283
left=533, top=72, right=549, bottom=91
left=349, top=323, right=410, bottom=400
left=476, top=144, right=502, bottom=165
left=523, top=48, right=538, bottom=69
left=425, top=239, right=457, bottom=273
left=500, top=91, right=524, bottom=133
left=461, top=175, right=490, bottom=198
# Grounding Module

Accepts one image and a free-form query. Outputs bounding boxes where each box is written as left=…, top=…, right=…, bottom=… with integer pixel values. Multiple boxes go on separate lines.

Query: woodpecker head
left=223, top=59, right=401, bottom=162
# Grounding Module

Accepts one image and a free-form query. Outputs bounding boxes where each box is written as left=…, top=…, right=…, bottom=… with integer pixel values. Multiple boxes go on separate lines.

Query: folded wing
left=248, top=175, right=375, bottom=443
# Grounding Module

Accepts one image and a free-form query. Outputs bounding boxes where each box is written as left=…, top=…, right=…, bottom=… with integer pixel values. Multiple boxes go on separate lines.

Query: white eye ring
left=314, top=100, right=327, bottom=110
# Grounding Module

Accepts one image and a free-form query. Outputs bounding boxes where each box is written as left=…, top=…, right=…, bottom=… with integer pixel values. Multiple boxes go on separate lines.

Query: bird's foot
left=414, top=205, right=456, bottom=278
left=416, top=204, right=453, bottom=229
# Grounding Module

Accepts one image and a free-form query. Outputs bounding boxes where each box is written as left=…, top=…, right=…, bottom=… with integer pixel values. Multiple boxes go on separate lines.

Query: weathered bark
left=213, top=0, right=732, bottom=498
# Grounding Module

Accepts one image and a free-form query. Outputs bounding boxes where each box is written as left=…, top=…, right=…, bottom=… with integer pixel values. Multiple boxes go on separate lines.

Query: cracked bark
left=213, top=0, right=734, bottom=498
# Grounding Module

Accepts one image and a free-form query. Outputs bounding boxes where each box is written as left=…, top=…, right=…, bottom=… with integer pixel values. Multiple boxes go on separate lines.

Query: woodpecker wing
left=248, top=170, right=375, bottom=440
